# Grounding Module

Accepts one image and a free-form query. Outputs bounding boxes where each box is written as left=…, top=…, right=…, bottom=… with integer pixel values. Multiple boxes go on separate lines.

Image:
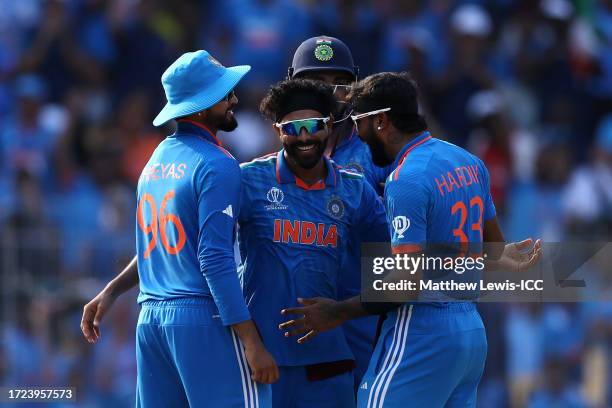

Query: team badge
left=314, top=40, right=334, bottom=61
left=392, top=216, right=410, bottom=239
left=265, top=187, right=288, bottom=210
left=326, top=196, right=345, bottom=219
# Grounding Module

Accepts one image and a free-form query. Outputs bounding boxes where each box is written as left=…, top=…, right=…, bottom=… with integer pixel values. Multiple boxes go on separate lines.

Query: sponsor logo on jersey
left=265, top=187, right=288, bottom=210
left=273, top=219, right=338, bottom=248
left=392, top=215, right=410, bottom=239
left=326, top=196, right=345, bottom=219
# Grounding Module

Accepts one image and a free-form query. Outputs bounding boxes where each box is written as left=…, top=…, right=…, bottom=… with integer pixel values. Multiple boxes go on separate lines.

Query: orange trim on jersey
left=176, top=119, right=223, bottom=147
left=393, top=135, right=432, bottom=181
left=391, top=244, right=423, bottom=254
left=295, top=176, right=326, bottom=190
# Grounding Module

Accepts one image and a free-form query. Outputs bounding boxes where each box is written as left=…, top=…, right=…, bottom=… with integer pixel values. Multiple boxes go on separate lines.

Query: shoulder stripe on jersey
left=394, top=135, right=432, bottom=180
left=339, top=169, right=363, bottom=178
left=241, top=154, right=276, bottom=167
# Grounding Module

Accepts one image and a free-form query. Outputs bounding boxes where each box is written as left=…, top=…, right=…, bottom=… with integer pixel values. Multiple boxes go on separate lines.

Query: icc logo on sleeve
left=392, top=216, right=410, bottom=238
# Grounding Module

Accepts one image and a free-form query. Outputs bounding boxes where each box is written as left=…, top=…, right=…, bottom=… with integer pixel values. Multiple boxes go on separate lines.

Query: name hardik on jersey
left=357, top=132, right=494, bottom=408
left=136, top=120, right=249, bottom=326
left=237, top=150, right=388, bottom=366
left=385, top=131, right=496, bottom=252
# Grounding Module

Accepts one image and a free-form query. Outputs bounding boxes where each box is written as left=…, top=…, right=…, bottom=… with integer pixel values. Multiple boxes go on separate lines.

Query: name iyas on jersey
left=141, top=163, right=187, bottom=182
left=273, top=219, right=338, bottom=248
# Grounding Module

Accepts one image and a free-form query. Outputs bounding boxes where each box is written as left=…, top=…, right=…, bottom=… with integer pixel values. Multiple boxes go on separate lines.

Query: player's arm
left=483, top=216, right=542, bottom=271
left=280, top=175, right=427, bottom=343
left=81, top=255, right=139, bottom=343
left=198, top=158, right=278, bottom=384
left=480, top=161, right=542, bottom=270
left=357, top=180, right=390, bottom=242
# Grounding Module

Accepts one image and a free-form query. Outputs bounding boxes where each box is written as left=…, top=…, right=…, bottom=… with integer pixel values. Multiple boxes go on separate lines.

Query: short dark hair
left=347, top=72, right=427, bottom=133
left=259, top=79, right=336, bottom=122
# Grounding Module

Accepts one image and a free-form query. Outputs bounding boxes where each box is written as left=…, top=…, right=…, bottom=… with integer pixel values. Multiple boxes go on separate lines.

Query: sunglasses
left=350, top=107, right=391, bottom=132
left=332, top=84, right=353, bottom=94
left=274, top=117, right=330, bottom=136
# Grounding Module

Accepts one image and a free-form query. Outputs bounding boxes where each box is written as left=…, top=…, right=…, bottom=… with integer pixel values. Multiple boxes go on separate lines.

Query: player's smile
left=277, top=109, right=330, bottom=170
left=297, top=143, right=315, bottom=151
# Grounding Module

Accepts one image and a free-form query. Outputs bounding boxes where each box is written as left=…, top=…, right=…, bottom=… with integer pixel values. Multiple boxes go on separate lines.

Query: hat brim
left=153, top=65, right=251, bottom=127
left=292, top=65, right=357, bottom=79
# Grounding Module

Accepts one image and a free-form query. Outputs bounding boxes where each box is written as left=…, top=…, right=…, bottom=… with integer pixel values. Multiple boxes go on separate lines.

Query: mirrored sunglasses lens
left=282, top=119, right=325, bottom=136
left=281, top=122, right=300, bottom=136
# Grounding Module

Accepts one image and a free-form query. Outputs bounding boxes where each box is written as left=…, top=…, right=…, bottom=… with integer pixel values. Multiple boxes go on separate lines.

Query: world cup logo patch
left=265, top=187, right=288, bottom=210
left=327, top=196, right=345, bottom=219
left=392, top=216, right=410, bottom=239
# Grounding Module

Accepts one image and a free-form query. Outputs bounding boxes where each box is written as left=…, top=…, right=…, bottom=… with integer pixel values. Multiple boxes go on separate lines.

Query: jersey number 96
left=137, top=190, right=186, bottom=259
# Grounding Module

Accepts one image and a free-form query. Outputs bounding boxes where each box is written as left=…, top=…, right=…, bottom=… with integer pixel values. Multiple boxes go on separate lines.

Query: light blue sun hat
left=153, top=50, right=251, bottom=126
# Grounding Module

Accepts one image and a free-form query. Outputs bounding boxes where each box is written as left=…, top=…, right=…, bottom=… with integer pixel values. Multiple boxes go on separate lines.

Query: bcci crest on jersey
left=265, top=187, right=288, bottom=210
left=392, top=215, right=410, bottom=238
left=327, top=196, right=345, bottom=219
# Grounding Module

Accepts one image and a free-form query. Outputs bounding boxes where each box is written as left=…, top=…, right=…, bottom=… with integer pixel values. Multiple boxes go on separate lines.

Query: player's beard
left=363, top=121, right=392, bottom=167
left=209, top=107, right=238, bottom=132
left=284, top=137, right=328, bottom=170
left=217, top=109, right=238, bottom=132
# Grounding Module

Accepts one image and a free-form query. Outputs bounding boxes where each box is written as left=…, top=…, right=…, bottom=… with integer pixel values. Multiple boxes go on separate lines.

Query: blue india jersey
left=237, top=150, right=388, bottom=366
left=135, top=120, right=250, bottom=326
left=385, top=131, right=496, bottom=254
left=331, top=129, right=392, bottom=196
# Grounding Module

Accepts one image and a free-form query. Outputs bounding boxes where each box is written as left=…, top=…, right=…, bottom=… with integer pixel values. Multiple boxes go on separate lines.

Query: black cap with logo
left=288, top=36, right=359, bottom=80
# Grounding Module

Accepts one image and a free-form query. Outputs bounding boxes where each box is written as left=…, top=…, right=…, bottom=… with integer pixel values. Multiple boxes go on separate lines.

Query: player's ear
left=376, top=112, right=388, bottom=130
left=271, top=123, right=281, bottom=139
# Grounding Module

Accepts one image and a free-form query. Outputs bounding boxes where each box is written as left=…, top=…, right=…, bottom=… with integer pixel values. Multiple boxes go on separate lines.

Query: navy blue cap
left=288, top=36, right=358, bottom=79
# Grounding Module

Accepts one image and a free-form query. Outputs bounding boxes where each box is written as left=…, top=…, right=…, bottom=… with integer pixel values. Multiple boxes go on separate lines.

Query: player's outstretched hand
left=244, top=343, right=279, bottom=384
left=80, top=288, right=117, bottom=344
left=490, top=238, right=543, bottom=272
left=279, top=297, right=344, bottom=344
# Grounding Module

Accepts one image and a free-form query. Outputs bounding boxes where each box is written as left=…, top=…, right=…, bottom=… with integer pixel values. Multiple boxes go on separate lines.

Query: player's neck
left=284, top=151, right=327, bottom=185
left=182, top=115, right=219, bottom=135
left=387, top=130, right=426, bottom=162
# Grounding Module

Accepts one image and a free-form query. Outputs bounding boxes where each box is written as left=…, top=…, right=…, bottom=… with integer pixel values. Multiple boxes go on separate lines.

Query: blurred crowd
left=0, top=0, right=611, bottom=406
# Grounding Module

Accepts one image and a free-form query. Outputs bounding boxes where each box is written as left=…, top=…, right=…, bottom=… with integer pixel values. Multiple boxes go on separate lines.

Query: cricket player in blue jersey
left=280, top=72, right=542, bottom=407
left=81, top=50, right=278, bottom=407
left=288, top=35, right=392, bottom=389
left=239, top=78, right=388, bottom=407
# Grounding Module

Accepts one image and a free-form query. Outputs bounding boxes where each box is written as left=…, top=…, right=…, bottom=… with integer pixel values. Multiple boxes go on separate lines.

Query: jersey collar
left=392, top=131, right=432, bottom=169
left=391, top=131, right=432, bottom=181
left=275, top=149, right=337, bottom=190
left=175, top=119, right=223, bottom=147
